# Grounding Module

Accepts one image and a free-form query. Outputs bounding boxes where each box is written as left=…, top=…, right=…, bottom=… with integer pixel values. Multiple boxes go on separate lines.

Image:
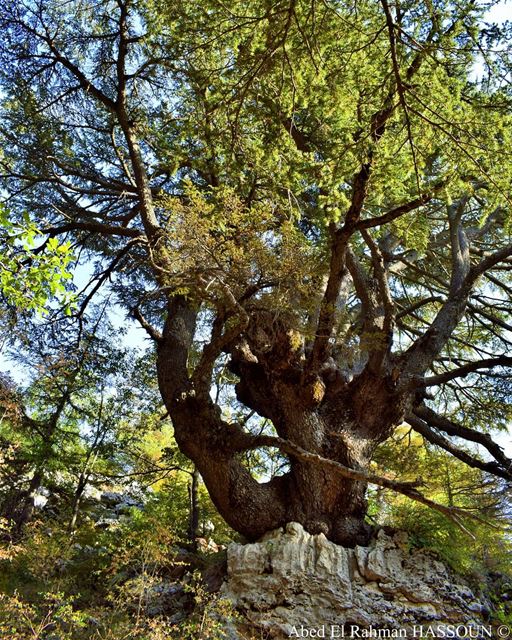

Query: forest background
left=0, top=0, right=512, bottom=637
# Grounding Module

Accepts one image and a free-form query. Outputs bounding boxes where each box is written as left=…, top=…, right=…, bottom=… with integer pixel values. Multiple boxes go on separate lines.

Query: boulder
left=96, top=491, right=143, bottom=519
left=124, top=579, right=193, bottom=619
left=222, top=523, right=490, bottom=638
left=94, top=514, right=120, bottom=529
left=115, top=500, right=143, bottom=514
left=83, top=485, right=102, bottom=502
left=196, top=537, right=223, bottom=554
left=100, top=491, right=124, bottom=506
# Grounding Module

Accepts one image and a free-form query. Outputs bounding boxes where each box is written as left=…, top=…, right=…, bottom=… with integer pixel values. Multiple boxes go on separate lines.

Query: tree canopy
left=0, top=0, right=511, bottom=546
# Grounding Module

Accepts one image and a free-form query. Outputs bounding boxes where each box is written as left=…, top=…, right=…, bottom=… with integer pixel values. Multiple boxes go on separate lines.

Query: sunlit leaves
left=372, top=426, right=511, bottom=573
left=0, top=204, right=75, bottom=315
left=160, top=183, right=323, bottom=313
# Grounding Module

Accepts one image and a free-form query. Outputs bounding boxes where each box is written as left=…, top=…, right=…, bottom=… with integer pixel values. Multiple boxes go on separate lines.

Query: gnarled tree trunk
left=157, top=299, right=411, bottom=547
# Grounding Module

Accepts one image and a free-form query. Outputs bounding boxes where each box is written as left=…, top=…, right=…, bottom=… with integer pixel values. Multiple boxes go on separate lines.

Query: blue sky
left=487, top=0, right=512, bottom=22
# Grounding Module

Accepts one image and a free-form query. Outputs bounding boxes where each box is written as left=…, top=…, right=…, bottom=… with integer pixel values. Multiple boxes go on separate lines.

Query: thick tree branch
left=361, top=228, right=394, bottom=335
left=413, top=404, right=512, bottom=471
left=400, top=198, right=473, bottom=379
left=306, top=83, right=399, bottom=373
left=468, top=243, right=512, bottom=283
left=282, top=116, right=314, bottom=152
left=157, top=296, right=198, bottom=401
left=447, top=197, right=471, bottom=293
left=40, top=36, right=116, bottom=112
left=306, top=224, right=351, bottom=372
left=346, top=246, right=373, bottom=318
left=407, top=414, right=512, bottom=481
left=423, top=356, right=512, bottom=387
left=42, top=221, right=143, bottom=239
left=192, top=307, right=249, bottom=394
left=357, top=187, right=442, bottom=230
left=132, top=306, right=163, bottom=343
left=245, top=433, right=491, bottom=534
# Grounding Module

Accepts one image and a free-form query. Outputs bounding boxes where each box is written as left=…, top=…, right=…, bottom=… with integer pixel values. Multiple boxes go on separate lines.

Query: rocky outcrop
left=92, top=491, right=145, bottom=528
left=222, top=523, right=490, bottom=638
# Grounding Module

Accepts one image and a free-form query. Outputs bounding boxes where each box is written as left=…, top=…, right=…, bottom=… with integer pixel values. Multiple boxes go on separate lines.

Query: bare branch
left=413, top=404, right=512, bottom=471
left=132, top=307, right=163, bottom=343
left=407, top=414, right=512, bottom=481
left=424, top=355, right=512, bottom=386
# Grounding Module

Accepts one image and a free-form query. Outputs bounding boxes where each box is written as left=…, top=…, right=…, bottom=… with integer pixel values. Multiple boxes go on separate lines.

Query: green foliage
left=0, top=590, right=88, bottom=640
left=491, top=578, right=512, bottom=626
left=141, top=0, right=512, bottom=234
left=159, top=183, right=322, bottom=313
left=176, top=576, right=239, bottom=640
left=0, top=203, right=75, bottom=314
left=371, top=427, right=512, bottom=575
left=0, top=498, right=242, bottom=639
left=129, top=420, right=237, bottom=541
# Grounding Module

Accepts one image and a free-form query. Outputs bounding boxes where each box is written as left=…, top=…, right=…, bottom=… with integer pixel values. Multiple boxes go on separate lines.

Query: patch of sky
left=471, top=0, right=512, bottom=83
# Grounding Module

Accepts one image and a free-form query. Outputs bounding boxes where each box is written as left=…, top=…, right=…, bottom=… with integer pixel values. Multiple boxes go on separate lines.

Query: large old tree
left=0, top=0, right=511, bottom=545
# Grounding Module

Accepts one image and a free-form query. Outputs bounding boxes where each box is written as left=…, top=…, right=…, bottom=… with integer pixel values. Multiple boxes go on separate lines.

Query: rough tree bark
left=156, top=299, right=415, bottom=546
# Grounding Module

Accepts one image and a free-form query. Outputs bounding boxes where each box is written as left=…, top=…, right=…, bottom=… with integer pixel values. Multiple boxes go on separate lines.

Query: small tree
left=0, top=312, right=143, bottom=534
left=0, top=0, right=510, bottom=545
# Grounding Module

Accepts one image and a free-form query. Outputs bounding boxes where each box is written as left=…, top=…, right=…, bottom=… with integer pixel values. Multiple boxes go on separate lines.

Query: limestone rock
left=124, top=579, right=192, bottom=619
left=100, top=491, right=124, bottom=506
left=222, top=523, right=488, bottom=638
